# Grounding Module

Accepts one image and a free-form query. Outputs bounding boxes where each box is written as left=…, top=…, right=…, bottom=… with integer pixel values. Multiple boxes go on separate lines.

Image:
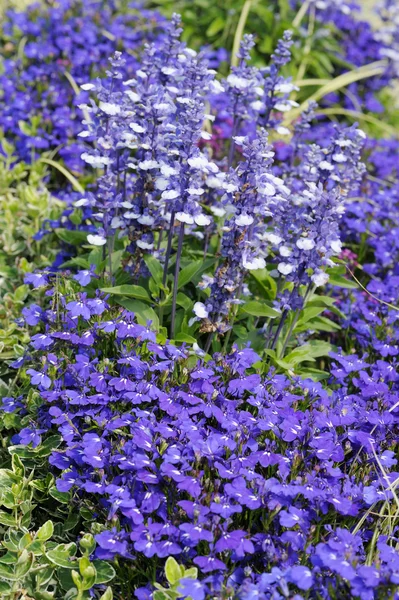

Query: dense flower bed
left=1, top=1, right=399, bottom=600
left=0, top=0, right=166, bottom=171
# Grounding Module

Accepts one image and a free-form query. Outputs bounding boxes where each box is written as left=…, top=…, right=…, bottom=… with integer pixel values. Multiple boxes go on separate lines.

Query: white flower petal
left=87, top=234, right=107, bottom=246
left=193, top=302, right=208, bottom=319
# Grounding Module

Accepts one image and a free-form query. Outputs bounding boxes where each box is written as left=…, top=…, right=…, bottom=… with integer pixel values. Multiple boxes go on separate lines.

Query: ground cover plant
left=1, top=0, right=399, bottom=599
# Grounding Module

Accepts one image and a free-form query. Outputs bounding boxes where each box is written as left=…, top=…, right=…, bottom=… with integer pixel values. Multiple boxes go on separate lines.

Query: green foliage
left=153, top=557, right=199, bottom=600
left=0, top=135, right=63, bottom=372
left=0, top=454, right=115, bottom=599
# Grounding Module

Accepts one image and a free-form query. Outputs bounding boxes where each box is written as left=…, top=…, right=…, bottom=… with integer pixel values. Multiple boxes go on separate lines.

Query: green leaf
left=36, top=435, right=62, bottom=457
left=176, top=292, right=193, bottom=311
left=206, top=15, right=224, bottom=36
left=60, top=257, right=90, bottom=269
left=144, top=255, right=164, bottom=286
left=295, top=306, right=327, bottom=329
left=56, top=229, right=90, bottom=246
left=11, top=454, right=25, bottom=478
left=328, top=273, right=358, bottom=289
left=117, top=299, right=159, bottom=330
left=49, top=486, right=70, bottom=504
left=0, top=469, right=19, bottom=487
left=153, top=592, right=169, bottom=600
left=0, top=511, right=16, bottom=527
left=250, top=269, right=277, bottom=300
left=79, top=534, right=96, bottom=555
left=15, top=550, right=34, bottom=579
left=39, top=157, right=84, bottom=193
left=174, top=333, right=197, bottom=344
left=178, top=260, right=203, bottom=289
left=307, top=295, right=336, bottom=308
left=63, top=511, right=80, bottom=531
left=284, top=341, right=333, bottom=366
left=37, top=520, right=54, bottom=541
left=0, top=563, right=15, bottom=580
left=165, top=556, right=183, bottom=585
left=93, top=560, right=116, bottom=584
left=46, top=543, right=77, bottom=568
left=183, top=566, right=198, bottom=579
left=100, top=587, right=113, bottom=600
left=0, top=552, right=18, bottom=564
left=241, top=301, right=280, bottom=318
left=101, top=284, right=151, bottom=302
left=299, top=367, right=330, bottom=381
left=296, top=316, right=341, bottom=333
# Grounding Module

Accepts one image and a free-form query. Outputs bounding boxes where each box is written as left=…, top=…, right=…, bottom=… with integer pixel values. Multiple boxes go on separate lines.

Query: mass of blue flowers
left=1, top=0, right=399, bottom=599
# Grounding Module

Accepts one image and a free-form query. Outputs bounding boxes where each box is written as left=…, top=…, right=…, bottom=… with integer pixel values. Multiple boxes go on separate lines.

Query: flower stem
left=231, top=0, right=254, bottom=67
left=270, top=308, right=288, bottom=351
left=170, top=222, right=185, bottom=338
left=280, top=284, right=313, bottom=357
left=162, top=210, right=175, bottom=287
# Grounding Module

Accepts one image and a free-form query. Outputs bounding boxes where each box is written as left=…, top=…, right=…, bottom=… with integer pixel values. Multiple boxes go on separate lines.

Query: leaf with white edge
left=100, top=587, right=113, bottom=600
left=183, top=567, right=198, bottom=579
left=165, top=556, right=184, bottom=585
left=49, top=486, right=70, bottom=504
left=15, top=550, right=34, bottom=579
left=46, top=543, right=77, bottom=568
left=0, top=511, right=17, bottom=527
left=93, top=560, right=116, bottom=584
left=37, top=520, right=54, bottom=541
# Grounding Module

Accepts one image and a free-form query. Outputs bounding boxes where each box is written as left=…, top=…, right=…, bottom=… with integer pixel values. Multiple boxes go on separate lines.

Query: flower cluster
left=0, top=0, right=166, bottom=170
left=2, top=2, right=399, bottom=599
left=6, top=277, right=399, bottom=599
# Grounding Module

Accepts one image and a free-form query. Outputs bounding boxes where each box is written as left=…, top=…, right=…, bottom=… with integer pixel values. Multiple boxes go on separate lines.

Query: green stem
left=170, top=223, right=185, bottom=338
left=230, top=0, right=253, bottom=67
left=292, top=0, right=311, bottom=28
